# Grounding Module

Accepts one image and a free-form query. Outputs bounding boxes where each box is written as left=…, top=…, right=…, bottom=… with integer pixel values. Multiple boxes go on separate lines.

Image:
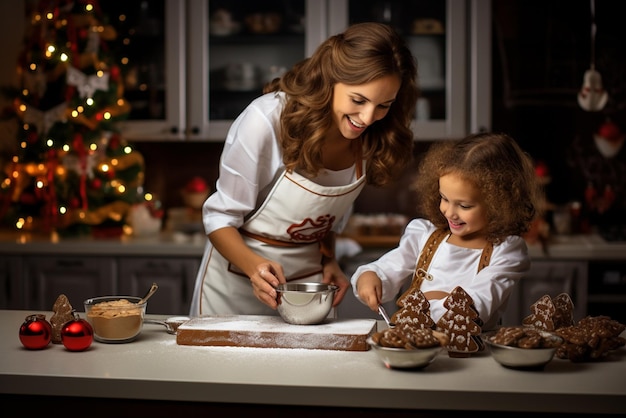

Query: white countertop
left=0, top=310, right=624, bottom=414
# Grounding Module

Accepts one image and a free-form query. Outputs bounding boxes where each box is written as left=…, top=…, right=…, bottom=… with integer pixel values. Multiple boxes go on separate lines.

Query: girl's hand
left=355, top=271, right=383, bottom=311
left=250, top=261, right=285, bottom=309
left=320, top=258, right=350, bottom=307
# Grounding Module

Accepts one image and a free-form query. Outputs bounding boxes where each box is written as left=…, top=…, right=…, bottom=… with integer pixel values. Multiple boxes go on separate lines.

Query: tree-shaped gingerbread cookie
left=436, top=286, right=483, bottom=357
left=390, top=289, right=435, bottom=330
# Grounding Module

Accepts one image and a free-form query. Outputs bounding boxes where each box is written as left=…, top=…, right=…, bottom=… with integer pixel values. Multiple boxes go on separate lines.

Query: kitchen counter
left=0, top=230, right=206, bottom=257
left=0, top=310, right=624, bottom=416
left=2, top=229, right=625, bottom=260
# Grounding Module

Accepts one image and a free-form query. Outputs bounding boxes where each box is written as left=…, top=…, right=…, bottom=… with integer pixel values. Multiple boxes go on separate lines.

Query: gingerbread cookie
left=436, top=286, right=483, bottom=357
left=556, top=315, right=626, bottom=362
left=522, top=294, right=556, bottom=330
left=552, top=293, right=575, bottom=329
left=390, top=289, right=435, bottom=329
left=50, top=294, right=74, bottom=344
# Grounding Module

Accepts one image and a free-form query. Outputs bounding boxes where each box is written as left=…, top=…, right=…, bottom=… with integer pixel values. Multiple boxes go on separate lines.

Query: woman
left=190, top=22, right=419, bottom=317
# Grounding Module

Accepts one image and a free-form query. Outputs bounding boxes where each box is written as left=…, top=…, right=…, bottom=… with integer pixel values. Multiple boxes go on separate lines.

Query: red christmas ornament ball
left=19, top=314, right=52, bottom=350
left=61, top=315, right=93, bottom=352
left=598, top=121, right=621, bottom=141
left=90, top=177, right=102, bottom=189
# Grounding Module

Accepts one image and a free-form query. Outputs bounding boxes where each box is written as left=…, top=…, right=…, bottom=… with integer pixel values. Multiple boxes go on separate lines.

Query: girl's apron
left=192, top=158, right=366, bottom=316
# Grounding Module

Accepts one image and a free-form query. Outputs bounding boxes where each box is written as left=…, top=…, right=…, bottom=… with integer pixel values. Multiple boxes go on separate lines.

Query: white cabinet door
left=108, top=0, right=188, bottom=141
left=114, top=0, right=326, bottom=141
left=328, top=0, right=474, bottom=140
left=190, top=0, right=326, bottom=140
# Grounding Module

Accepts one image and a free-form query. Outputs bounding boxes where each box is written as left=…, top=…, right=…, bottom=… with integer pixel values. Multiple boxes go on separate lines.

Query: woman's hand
left=321, top=258, right=350, bottom=307
left=355, top=271, right=383, bottom=311
left=249, top=261, right=286, bottom=309
left=209, top=227, right=286, bottom=309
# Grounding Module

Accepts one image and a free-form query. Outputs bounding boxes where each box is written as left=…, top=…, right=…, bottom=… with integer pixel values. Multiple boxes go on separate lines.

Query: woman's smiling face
left=331, top=75, right=401, bottom=140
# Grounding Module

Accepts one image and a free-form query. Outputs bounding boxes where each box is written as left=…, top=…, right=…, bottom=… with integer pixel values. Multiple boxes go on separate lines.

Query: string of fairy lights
left=1, top=0, right=156, bottom=234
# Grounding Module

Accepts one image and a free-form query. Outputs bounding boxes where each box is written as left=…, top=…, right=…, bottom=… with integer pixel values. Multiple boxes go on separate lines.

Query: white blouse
left=350, top=218, right=530, bottom=330
left=202, top=92, right=354, bottom=236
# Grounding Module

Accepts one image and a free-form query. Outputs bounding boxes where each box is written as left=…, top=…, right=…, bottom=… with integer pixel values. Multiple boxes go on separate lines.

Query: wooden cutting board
left=176, top=315, right=377, bottom=351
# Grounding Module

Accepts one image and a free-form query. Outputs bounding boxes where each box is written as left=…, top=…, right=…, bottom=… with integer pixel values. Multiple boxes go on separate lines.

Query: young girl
left=190, top=23, right=419, bottom=317
left=351, top=132, right=543, bottom=330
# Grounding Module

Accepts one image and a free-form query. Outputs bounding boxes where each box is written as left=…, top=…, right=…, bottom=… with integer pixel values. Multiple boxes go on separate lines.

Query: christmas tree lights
left=1, top=0, right=153, bottom=236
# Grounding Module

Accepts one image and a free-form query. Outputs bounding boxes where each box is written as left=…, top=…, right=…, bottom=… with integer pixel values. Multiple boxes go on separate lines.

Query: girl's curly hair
left=413, top=132, right=544, bottom=244
left=264, top=22, right=419, bottom=186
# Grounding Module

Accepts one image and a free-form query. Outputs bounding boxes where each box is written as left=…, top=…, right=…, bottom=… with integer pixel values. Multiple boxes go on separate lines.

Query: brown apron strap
left=396, top=228, right=493, bottom=307
left=478, top=241, right=493, bottom=273
left=239, top=228, right=304, bottom=247
left=396, top=228, right=448, bottom=307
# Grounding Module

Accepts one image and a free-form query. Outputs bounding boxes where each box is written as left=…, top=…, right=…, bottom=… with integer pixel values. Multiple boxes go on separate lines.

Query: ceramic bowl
left=367, top=337, right=442, bottom=369
left=484, top=330, right=563, bottom=370
left=275, top=283, right=337, bottom=325
left=84, top=296, right=147, bottom=343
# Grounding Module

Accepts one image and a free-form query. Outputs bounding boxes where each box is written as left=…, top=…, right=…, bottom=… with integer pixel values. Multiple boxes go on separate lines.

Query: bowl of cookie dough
left=484, top=326, right=564, bottom=370
left=84, top=296, right=147, bottom=343
left=367, top=326, right=448, bottom=369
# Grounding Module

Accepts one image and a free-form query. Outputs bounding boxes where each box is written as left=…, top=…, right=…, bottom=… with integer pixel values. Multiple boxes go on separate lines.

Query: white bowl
left=367, top=337, right=442, bottom=369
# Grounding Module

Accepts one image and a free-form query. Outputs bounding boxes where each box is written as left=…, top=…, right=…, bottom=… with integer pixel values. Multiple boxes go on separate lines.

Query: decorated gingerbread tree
left=0, top=0, right=151, bottom=236
left=390, top=288, right=435, bottom=330
left=436, top=286, right=483, bottom=357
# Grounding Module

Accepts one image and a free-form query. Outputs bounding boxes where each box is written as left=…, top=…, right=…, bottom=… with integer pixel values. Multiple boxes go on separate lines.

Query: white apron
left=191, top=158, right=366, bottom=316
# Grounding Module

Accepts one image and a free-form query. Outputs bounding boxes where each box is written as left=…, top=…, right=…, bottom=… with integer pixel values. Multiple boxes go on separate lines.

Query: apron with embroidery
left=193, top=158, right=366, bottom=316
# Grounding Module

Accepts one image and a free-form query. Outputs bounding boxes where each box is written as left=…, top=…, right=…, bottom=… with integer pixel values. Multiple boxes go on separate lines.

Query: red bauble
left=61, top=314, right=93, bottom=351
left=27, top=131, right=39, bottom=144
left=534, top=161, right=549, bottom=178
left=19, top=314, right=52, bottom=350
left=90, top=177, right=102, bottom=189
left=598, top=121, right=621, bottom=142
left=185, top=176, right=209, bottom=193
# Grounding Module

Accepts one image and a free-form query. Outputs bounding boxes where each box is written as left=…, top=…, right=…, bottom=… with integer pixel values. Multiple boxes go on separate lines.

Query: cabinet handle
left=170, top=126, right=179, bottom=134
left=190, top=126, right=199, bottom=135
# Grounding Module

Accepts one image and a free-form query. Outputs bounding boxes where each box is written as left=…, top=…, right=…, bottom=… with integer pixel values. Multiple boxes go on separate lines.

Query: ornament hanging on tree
left=593, top=120, right=624, bottom=158
left=578, top=0, right=608, bottom=112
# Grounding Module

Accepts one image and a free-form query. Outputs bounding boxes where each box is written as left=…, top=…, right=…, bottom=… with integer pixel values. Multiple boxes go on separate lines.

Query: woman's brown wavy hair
left=264, top=22, right=419, bottom=186
left=412, top=132, right=544, bottom=244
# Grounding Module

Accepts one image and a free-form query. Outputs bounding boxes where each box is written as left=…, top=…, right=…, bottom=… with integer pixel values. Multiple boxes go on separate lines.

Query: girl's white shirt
left=350, top=218, right=530, bottom=330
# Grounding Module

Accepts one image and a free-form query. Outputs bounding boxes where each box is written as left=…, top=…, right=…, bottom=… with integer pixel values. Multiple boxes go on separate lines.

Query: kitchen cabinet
left=329, top=0, right=491, bottom=139
left=4, top=252, right=200, bottom=315
left=111, top=0, right=491, bottom=142
left=0, top=256, right=22, bottom=309
left=587, top=260, right=626, bottom=323
left=501, top=260, right=588, bottom=326
left=23, top=256, right=117, bottom=311
left=112, top=0, right=325, bottom=141
left=118, top=257, right=200, bottom=315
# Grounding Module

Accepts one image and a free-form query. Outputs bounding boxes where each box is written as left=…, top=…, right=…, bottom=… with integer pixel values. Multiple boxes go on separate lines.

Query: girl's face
left=331, top=75, right=401, bottom=140
left=439, top=173, right=488, bottom=246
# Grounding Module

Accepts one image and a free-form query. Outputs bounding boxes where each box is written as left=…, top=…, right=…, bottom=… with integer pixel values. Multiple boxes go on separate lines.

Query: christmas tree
left=0, top=0, right=151, bottom=236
